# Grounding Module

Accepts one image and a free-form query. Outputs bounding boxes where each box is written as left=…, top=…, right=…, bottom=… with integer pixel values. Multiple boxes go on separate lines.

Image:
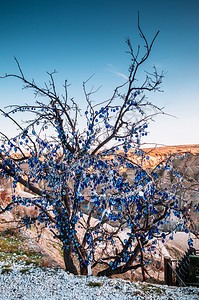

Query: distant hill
left=143, top=144, right=199, bottom=157
left=121, top=144, right=199, bottom=169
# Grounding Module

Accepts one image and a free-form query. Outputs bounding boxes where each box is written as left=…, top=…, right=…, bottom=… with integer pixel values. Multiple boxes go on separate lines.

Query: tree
left=0, top=15, right=197, bottom=279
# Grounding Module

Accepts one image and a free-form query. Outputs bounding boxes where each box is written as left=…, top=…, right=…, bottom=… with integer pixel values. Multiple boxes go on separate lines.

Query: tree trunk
left=79, top=263, right=87, bottom=275
left=73, top=232, right=88, bottom=275
left=137, top=237, right=147, bottom=281
left=63, top=248, right=78, bottom=275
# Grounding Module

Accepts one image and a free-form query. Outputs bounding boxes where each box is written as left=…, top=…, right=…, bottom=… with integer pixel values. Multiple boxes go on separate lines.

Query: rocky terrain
left=122, top=144, right=199, bottom=233
left=0, top=144, right=199, bottom=296
left=142, top=144, right=199, bottom=168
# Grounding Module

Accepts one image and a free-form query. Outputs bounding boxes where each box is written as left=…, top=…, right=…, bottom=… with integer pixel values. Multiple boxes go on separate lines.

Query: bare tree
left=0, top=15, right=197, bottom=279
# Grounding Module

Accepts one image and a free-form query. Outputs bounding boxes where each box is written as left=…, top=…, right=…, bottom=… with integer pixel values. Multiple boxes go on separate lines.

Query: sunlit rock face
left=1, top=145, right=199, bottom=229
left=0, top=177, right=40, bottom=220
left=124, top=146, right=199, bottom=232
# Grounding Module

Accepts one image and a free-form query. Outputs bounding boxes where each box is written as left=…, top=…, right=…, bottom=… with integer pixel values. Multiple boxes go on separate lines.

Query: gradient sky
left=0, top=0, right=199, bottom=146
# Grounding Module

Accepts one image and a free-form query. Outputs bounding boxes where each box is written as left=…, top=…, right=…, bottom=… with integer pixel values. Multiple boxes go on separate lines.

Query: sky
left=0, top=0, right=199, bottom=146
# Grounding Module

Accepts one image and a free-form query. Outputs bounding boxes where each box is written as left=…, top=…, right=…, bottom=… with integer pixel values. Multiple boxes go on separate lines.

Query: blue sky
left=0, top=0, right=199, bottom=146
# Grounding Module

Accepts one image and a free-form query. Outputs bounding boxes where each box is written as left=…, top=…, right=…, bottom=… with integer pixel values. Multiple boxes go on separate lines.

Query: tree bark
left=63, top=248, right=78, bottom=275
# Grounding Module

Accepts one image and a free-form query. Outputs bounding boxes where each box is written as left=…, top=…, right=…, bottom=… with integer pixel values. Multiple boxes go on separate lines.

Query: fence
left=164, top=247, right=199, bottom=287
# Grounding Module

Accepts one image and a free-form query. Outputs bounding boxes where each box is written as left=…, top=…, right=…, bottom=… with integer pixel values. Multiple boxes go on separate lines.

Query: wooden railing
left=164, top=247, right=199, bottom=286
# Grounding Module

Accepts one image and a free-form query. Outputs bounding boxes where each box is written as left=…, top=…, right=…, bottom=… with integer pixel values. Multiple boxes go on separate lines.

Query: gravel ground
left=0, top=268, right=199, bottom=300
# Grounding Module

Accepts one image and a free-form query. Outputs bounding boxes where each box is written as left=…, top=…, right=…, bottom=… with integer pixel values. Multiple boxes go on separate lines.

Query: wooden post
left=164, top=256, right=172, bottom=286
